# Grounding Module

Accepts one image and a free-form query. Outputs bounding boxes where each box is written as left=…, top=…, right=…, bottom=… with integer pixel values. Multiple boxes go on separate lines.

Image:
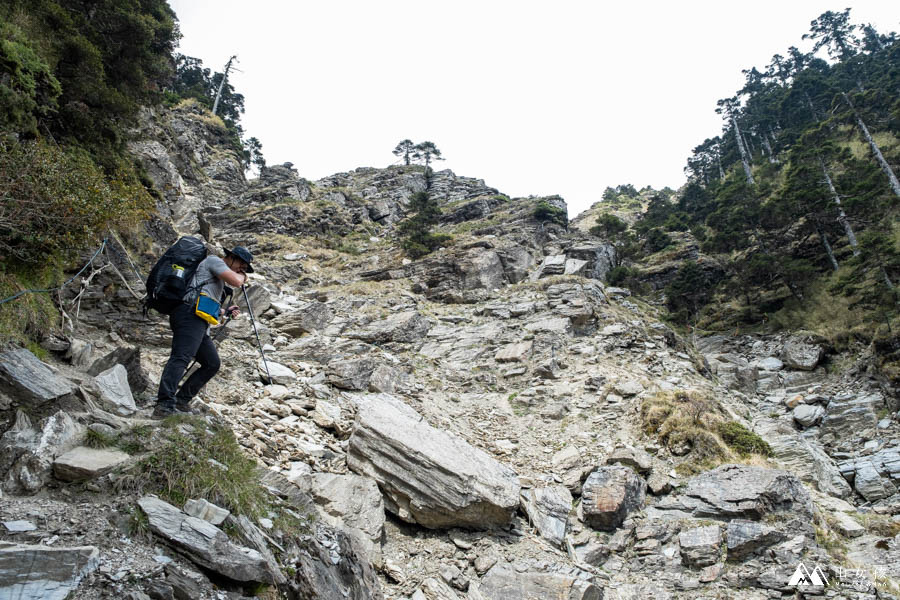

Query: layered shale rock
left=347, top=394, right=520, bottom=529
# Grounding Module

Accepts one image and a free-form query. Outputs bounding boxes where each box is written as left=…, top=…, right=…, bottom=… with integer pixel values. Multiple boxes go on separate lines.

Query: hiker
left=153, top=246, right=253, bottom=418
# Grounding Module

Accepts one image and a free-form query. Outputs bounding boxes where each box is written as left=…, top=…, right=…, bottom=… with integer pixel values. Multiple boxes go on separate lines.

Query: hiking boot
left=151, top=405, right=175, bottom=419
left=174, top=399, right=198, bottom=414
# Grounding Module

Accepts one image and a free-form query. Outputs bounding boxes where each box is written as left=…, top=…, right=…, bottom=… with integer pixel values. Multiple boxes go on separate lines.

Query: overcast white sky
left=168, top=1, right=898, bottom=217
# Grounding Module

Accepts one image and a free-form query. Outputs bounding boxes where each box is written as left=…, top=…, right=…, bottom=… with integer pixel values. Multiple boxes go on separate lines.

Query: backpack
left=143, top=236, right=209, bottom=316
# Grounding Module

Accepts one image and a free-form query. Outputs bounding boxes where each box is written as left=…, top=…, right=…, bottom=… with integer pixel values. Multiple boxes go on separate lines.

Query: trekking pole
left=242, top=284, right=272, bottom=384
left=180, top=314, right=233, bottom=384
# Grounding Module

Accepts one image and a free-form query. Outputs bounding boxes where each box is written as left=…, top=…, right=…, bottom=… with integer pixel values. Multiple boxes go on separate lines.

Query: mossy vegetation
left=641, top=390, right=771, bottom=471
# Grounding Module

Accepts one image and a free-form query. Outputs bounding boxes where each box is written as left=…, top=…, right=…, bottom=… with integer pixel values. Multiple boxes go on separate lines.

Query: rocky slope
left=1, top=104, right=899, bottom=600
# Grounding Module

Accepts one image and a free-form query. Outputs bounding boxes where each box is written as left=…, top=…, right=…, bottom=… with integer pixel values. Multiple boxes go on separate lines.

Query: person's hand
left=226, top=305, right=241, bottom=319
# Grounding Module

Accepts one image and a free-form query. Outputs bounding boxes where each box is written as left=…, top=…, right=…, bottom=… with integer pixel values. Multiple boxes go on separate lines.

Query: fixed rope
left=0, top=238, right=108, bottom=306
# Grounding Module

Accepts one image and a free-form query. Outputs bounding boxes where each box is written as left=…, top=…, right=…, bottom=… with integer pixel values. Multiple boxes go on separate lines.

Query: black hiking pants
left=156, top=303, right=221, bottom=408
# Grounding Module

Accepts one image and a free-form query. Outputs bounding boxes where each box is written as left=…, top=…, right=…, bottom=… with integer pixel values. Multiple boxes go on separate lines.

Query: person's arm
left=217, top=269, right=248, bottom=288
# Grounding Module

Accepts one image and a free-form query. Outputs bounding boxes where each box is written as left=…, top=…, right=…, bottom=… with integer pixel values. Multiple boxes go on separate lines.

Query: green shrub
left=643, top=228, right=672, bottom=253
left=533, top=201, right=567, bottom=227
left=590, top=213, right=628, bottom=238
left=606, top=265, right=639, bottom=287
left=718, top=421, right=772, bottom=457
left=0, top=138, right=153, bottom=265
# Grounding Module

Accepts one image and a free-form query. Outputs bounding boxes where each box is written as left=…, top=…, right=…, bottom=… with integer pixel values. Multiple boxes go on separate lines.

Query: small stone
left=183, top=499, right=230, bottom=526
left=679, top=525, right=722, bottom=567
left=53, top=447, right=129, bottom=482
left=832, top=512, right=864, bottom=538
left=699, top=563, right=722, bottom=582
left=2, top=520, right=36, bottom=532
left=474, top=555, right=497, bottom=575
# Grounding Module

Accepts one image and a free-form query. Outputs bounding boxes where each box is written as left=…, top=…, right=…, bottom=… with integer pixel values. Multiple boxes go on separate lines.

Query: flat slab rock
left=138, top=496, right=273, bottom=583
left=0, top=348, right=74, bottom=405
left=348, top=394, right=520, bottom=529
left=473, top=565, right=602, bottom=600
left=53, top=446, right=129, bottom=482
left=649, top=464, right=812, bottom=521
left=0, top=543, right=99, bottom=600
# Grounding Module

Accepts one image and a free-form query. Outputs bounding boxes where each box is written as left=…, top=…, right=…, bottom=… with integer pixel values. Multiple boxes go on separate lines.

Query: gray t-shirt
left=185, top=255, right=228, bottom=305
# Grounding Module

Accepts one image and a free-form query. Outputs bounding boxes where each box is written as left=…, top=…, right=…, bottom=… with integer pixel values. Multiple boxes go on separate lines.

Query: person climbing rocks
left=153, top=246, right=254, bottom=418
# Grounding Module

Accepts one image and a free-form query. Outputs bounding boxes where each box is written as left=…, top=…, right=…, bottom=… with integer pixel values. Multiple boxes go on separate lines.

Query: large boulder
left=519, top=485, right=572, bottom=548
left=328, top=358, right=398, bottom=392
left=779, top=337, right=824, bottom=370
left=344, top=311, right=432, bottom=344
left=137, top=496, right=275, bottom=584
left=566, top=243, right=617, bottom=281
left=347, top=394, right=520, bottom=529
left=581, top=466, right=646, bottom=531
left=474, top=565, right=601, bottom=600
left=0, top=544, right=99, bottom=600
left=649, top=464, right=813, bottom=521
left=0, top=348, right=74, bottom=406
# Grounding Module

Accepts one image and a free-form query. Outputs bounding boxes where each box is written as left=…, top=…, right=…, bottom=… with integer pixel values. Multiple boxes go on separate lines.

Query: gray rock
left=412, top=577, right=460, bottom=600
left=2, top=520, right=36, bottom=532
left=725, top=519, right=786, bottom=560
left=0, top=348, right=74, bottom=405
left=606, top=446, right=652, bottom=474
left=65, top=338, right=93, bottom=368
left=853, top=464, right=892, bottom=501
left=53, top=447, right=129, bottom=481
left=93, top=364, right=137, bottom=416
left=0, top=544, right=99, bottom=600
left=235, top=284, right=272, bottom=320
left=581, top=466, right=646, bottom=531
left=496, top=246, right=534, bottom=284
left=494, top=341, right=532, bottom=363
left=613, top=380, right=643, bottom=397
left=310, top=473, right=386, bottom=566
left=183, top=498, right=230, bottom=526
left=87, top=346, right=150, bottom=394
left=564, top=258, right=588, bottom=276
left=679, top=525, right=722, bottom=567
left=832, top=512, right=864, bottom=538
left=348, top=394, right=520, bottom=529
left=753, top=418, right=851, bottom=498
left=792, top=404, right=824, bottom=429
left=533, top=254, right=567, bottom=279
left=646, top=471, right=674, bottom=495
left=259, top=360, right=295, bottom=385
left=345, top=311, right=432, bottom=344
left=650, top=464, right=812, bottom=521
left=1, top=410, right=83, bottom=494
left=552, top=446, right=586, bottom=493
left=474, top=565, right=601, bottom=600
left=137, top=496, right=273, bottom=583
left=519, top=485, right=572, bottom=548
left=524, top=317, right=571, bottom=334
left=566, top=243, right=617, bottom=281
left=270, top=302, right=334, bottom=335
left=368, top=364, right=400, bottom=394
left=780, top=338, right=824, bottom=370
left=328, top=358, right=378, bottom=391
left=820, top=394, right=879, bottom=441
left=756, top=357, right=783, bottom=371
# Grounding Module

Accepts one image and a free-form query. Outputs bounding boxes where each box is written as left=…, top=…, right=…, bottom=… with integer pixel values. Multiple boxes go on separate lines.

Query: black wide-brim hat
left=225, top=246, right=254, bottom=273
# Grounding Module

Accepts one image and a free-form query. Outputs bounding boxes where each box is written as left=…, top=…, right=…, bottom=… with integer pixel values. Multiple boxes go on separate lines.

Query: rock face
left=650, top=464, right=812, bottom=520
left=137, top=496, right=275, bottom=584
left=1, top=410, right=83, bottom=493
left=475, top=565, right=602, bottom=600
left=93, top=364, right=137, bottom=416
left=519, top=485, right=572, bottom=548
left=0, top=348, right=74, bottom=405
left=838, top=447, right=900, bottom=501
left=678, top=525, right=722, bottom=567
left=87, top=346, right=150, bottom=395
left=347, top=394, right=520, bottom=529
left=819, top=394, right=879, bottom=441
left=581, top=466, right=646, bottom=531
left=0, top=544, right=99, bottom=600
left=725, top=519, right=786, bottom=560
left=310, top=473, right=386, bottom=565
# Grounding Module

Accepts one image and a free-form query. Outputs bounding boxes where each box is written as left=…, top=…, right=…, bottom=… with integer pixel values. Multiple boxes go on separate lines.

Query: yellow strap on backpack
left=194, top=293, right=220, bottom=325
